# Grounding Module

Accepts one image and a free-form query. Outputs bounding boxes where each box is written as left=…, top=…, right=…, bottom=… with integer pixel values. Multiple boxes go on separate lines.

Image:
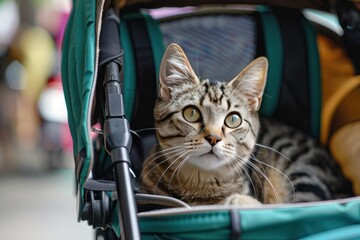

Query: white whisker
left=234, top=155, right=282, bottom=204
left=155, top=150, right=191, bottom=192
left=229, top=156, right=259, bottom=201
left=168, top=154, right=191, bottom=192
left=141, top=146, right=191, bottom=182
left=135, top=127, right=158, bottom=133
left=255, top=143, right=292, bottom=163
left=250, top=156, right=295, bottom=198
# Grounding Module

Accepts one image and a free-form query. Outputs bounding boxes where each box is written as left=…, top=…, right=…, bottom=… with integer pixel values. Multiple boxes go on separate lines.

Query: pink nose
left=205, top=135, right=222, bottom=146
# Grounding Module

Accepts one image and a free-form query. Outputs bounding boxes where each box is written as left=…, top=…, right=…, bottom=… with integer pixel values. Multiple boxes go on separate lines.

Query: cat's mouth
left=188, top=148, right=225, bottom=170
left=202, top=149, right=220, bottom=158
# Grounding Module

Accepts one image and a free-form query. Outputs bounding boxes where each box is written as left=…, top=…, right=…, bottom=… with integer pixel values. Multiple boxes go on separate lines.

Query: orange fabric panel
left=318, top=34, right=360, bottom=195
left=318, top=34, right=355, bottom=144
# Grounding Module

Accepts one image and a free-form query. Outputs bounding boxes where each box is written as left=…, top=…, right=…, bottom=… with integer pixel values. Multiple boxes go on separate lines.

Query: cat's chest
left=171, top=175, right=249, bottom=205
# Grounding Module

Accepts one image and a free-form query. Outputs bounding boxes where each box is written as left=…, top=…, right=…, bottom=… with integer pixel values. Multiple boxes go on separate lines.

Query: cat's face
left=154, top=44, right=268, bottom=172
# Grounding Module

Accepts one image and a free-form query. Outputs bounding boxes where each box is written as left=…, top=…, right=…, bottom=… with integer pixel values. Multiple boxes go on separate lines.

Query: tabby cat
left=140, top=43, right=353, bottom=205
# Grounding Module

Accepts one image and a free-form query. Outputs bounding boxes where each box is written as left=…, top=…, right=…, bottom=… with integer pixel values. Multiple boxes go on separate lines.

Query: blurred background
left=0, top=0, right=92, bottom=239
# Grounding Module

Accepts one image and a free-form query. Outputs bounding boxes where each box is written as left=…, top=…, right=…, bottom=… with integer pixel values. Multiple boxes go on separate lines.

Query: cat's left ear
left=228, top=57, right=268, bottom=112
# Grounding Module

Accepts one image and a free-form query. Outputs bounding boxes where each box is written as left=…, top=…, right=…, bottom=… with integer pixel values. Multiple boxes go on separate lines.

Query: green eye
left=183, top=106, right=201, bottom=123
left=225, top=112, right=242, bottom=128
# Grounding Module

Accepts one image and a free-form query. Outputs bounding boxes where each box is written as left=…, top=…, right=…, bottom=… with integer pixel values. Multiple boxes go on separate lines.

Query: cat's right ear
left=159, top=43, right=200, bottom=100
left=228, top=57, right=268, bottom=112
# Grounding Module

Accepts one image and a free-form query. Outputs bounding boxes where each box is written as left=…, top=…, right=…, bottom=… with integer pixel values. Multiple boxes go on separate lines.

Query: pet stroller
left=61, top=0, right=360, bottom=239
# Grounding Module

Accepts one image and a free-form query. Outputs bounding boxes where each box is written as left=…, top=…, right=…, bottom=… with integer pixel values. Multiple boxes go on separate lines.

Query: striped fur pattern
left=140, top=44, right=353, bottom=205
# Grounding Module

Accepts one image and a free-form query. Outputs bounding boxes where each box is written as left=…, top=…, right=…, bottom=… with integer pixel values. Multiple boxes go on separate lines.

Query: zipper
left=138, top=196, right=360, bottom=217
left=86, top=0, right=106, bottom=180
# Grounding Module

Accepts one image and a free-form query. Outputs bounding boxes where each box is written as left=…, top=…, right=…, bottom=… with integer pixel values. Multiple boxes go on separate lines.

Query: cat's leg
left=223, top=194, right=262, bottom=206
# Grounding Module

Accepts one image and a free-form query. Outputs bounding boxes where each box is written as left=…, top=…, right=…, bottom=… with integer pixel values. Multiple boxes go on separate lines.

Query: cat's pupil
left=183, top=106, right=201, bottom=123
left=225, top=113, right=242, bottom=128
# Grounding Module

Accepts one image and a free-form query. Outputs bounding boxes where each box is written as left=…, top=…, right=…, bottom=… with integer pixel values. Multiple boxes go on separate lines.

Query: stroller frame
left=62, top=0, right=360, bottom=239
left=87, top=3, right=140, bottom=238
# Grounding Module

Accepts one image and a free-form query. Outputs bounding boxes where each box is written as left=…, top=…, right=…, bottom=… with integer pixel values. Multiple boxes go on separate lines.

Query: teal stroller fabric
left=110, top=199, right=360, bottom=239
left=61, top=0, right=95, bottom=198
left=61, top=0, right=360, bottom=239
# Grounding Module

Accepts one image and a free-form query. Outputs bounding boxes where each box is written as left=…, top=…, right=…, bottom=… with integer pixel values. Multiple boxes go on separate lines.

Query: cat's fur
left=140, top=43, right=353, bottom=205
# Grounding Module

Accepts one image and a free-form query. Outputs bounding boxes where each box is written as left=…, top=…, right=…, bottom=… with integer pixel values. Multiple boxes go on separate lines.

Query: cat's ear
left=228, top=57, right=268, bottom=111
left=159, top=43, right=200, bottom=100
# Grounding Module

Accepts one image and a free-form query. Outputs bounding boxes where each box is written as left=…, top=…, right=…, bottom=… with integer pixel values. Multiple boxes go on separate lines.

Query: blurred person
left=13, top=25, right=55, bottom=144
left=35, top=0, right=73, bottom=169
left=0, top=0, right=56, bottom=172
left=0, top=0, right=20, bottom=171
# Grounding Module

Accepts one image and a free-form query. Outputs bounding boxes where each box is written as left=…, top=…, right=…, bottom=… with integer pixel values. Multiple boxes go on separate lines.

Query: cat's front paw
left=223, top=194, right=262, bottom=206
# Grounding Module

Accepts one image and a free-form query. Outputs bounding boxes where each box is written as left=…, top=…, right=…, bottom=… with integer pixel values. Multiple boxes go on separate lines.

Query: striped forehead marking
left=200, top=81, right=230, bottom=110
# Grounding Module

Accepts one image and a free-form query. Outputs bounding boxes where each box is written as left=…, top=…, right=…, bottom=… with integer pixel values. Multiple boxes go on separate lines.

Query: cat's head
left=154, top=43, right=268, bottom=172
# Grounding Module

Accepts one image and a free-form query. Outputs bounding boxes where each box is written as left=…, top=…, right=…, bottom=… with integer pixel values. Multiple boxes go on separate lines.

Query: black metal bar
left=113, top=156, right=140, bottom=239
left=100, top=6, right=141, bottom=239
left=103, top=62, right=141, bottom=240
